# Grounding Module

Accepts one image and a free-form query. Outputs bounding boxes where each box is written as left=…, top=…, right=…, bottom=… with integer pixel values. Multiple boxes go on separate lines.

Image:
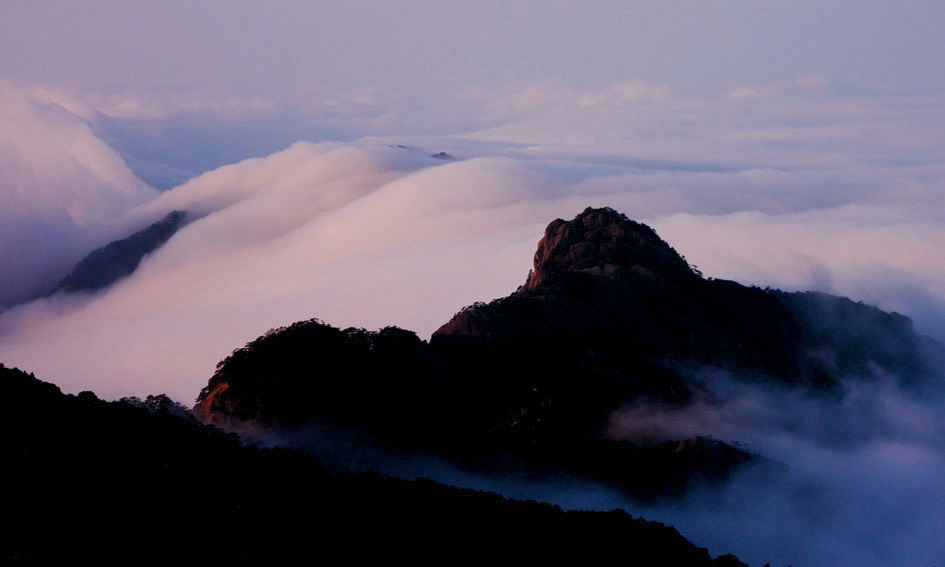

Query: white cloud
left=726, top=74, right=829, bottom=99
left=2, top=78, right=945, bottom=566
left=0, top=83, right=156, bottom=305
left=577, top=80, right=671, bottom=106
left=607, top=369, right=945, bottom=567
left=1, top=81, right=944, bottom=404
left=0, top=144, right=555, bottom=400
left=30, top=85, right=277, bottom=121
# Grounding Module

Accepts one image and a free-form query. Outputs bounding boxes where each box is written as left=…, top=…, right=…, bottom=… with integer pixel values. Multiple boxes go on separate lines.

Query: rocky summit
left=433, top=207, right=941, bottom=391
left=522, top=206, right=695, bottom=292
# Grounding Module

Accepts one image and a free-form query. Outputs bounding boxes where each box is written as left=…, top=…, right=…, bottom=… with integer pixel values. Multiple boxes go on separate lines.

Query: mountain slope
left=3, top=363, right=743, bottom=564
left=434, top=207, right=937, bottom=390
left=51, top=209, right=187, bottom=294
left=194, top=207, right=944, bottom=500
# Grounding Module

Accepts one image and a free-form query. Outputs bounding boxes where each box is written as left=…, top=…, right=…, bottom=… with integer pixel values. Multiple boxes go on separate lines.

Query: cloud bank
left=1, top=79, right=944, bottom=566
left=1, top=82, right=944, bottom=402
left=604, top=367, right=945, bottom=567
left=0, top=84, right=157, bottom=307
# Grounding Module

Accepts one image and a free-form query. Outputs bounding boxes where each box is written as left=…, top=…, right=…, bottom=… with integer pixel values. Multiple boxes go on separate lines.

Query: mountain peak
left=522, top=207, right=696, bottom=292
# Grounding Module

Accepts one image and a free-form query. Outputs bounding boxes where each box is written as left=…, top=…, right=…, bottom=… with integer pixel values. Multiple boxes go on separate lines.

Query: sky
left=4, top=1, right=945, bottom=96
left=2, top=2, right=945, bottom=565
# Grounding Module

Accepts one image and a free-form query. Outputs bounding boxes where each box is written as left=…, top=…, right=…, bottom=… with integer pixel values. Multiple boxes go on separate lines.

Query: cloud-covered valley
left=0, top=84, right=157, bottom=306
left=2, top=79, right=945, bottom=566
left=2, top=81, right=945, bottom=397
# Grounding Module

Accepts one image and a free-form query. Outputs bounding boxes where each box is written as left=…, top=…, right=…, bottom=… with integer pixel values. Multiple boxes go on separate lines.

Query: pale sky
left=2, top=1, right=943, bottom=100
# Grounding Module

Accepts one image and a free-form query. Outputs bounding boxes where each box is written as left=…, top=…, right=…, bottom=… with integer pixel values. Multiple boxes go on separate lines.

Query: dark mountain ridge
left=3, top=363, right=743, bottom=564
left=1, top=210, right=190, bottom=313
left=51, top=209, right=188, bottom=295
left=434, top=207, right=935, bottom=390
left=195, top=207, right=944, bottom=499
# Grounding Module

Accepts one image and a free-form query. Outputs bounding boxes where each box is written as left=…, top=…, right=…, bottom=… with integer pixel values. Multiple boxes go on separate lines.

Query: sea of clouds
left=1, top=79, right=944, bottom=566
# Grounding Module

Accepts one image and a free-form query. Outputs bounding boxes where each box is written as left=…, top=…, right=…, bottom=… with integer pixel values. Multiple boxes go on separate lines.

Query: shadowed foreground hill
left=4, top=364, right=744, bottom=563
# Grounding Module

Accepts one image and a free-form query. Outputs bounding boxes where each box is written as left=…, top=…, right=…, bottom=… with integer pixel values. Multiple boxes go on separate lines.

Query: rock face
left=436, top=207, right=701, bottom=343
left=194, top=207, right=945, bottom=498
left=523, top=206, right=695, bottom=292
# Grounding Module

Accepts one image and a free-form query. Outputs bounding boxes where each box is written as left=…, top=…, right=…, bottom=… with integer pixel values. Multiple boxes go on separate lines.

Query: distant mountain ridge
left=51, top=210, right=187, bottom=295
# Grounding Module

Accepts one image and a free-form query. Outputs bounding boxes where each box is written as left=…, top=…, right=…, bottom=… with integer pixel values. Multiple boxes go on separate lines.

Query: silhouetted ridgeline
left=3, top=364, right=743, bottom=564
left=195, top=317, right=758, bottom=500
left=434, top=207, right=941, bottom=390
left=52, top=210, right=188, bottom=295
left=196, top=207, right=945, bottom=500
